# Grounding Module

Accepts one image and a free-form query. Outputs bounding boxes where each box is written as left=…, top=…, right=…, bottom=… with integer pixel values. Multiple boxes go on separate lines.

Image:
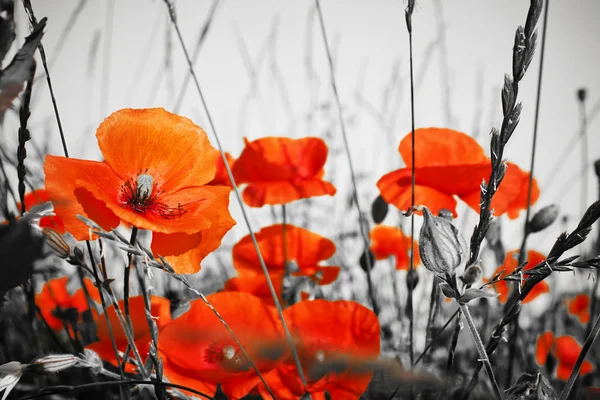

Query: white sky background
left=8, top=1, right=600, bottom=273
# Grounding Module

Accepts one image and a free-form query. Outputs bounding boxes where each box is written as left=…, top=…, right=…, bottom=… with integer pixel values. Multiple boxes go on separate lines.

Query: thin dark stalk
left=18, top=379, right=214, bottom=400
left=579, top=94, right=589, bottom=229
left=161, top=1, right=306, bottom=394
left=135, top=259, right=165, bottom=399
left=282, top=204, right=290, bottom=273
left=21, top=1, right=69, bottom=157
left=406, top=0, right=416, bottom=367
left=84, top=241, right=126, bottom=400
left=122, top=227, right=138, bottom=335
left=424, top=277, right=441, bottom=364
left=588, top=163, right=600, bottom=338
left=446, top=310, right=462, bottom=373
left=313, top=0, right=379, bottom=316
left=88, top=239, right=146, bottom=377
left=559, top=311, right=600, bottom=400
left=415, top=309, right=459, bottom=366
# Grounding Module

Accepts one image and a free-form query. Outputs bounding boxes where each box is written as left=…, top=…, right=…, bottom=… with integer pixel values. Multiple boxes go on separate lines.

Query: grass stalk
left=313, top=0, right=379, bottom=317
left=161, top=1, right=307, bottom=394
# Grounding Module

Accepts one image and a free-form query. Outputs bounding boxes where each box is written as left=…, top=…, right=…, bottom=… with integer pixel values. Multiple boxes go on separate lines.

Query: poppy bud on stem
left=418, top=206, right=468, bottom=277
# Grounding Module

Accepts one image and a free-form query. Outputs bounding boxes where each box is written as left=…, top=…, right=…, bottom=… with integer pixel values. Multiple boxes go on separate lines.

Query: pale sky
left=9, top=0, right=600, bottom=258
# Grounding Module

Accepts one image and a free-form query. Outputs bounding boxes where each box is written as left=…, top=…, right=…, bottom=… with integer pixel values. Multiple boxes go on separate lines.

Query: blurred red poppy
left=261, top=299, right=380, bottom=399
left=44, top=108, right=235, bottom=274
left=489, top=249, right=549, bottom=304
left=567, top=294, right=590, bottom=324
left=369, top=225, right=419, bottom=270
left=232, top=137, right=336, bottom=207
left=377, top=128, right=539, bottom=218
left=536, top=332, right=594, bottom=381
left=86, top=295, right=171, bottom=373
left=158, top=292, right=286, bottom=399
left=35, top=276, right=98, bottom=331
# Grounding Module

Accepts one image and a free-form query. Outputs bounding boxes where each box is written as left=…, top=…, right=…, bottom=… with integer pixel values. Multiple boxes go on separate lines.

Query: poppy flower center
left=119, top=171, right=187, bottom=219
left=204, top=341, right=252, bottom=373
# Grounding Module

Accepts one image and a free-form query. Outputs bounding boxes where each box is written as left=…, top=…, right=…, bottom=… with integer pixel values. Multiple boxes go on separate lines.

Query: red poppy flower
left=207, top=152, right=236, bottom=187
left=369, top=225, right=419, bottom=270
left=377, top=128, right=539, bottom=218
left=44, top=108, right=236, bottom=274
left=567, top=294, right=590, bottom=324
left=489, top=249, right=549, bottom=304
left=35, top=276, right=98, bottom=331
left=158, top=292, right=286, bottom=399
left=232, top=137, right=336, bottom=207
left=261, top=299, right=380, bottom=399
left=86, top=295, right=171, bottom=373
left=223, top=271, right=286, bottom=306
left=536, top=332, right=594, bottom=381
left=232, top=224, right=340, bottom=286
left=16, top=189, right=66, bottom=233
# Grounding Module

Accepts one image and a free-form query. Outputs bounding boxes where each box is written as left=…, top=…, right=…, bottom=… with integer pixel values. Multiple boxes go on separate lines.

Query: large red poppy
left=86, top=295, right=172, bottom=373
left=490, top=249, right=549, bottom=304
left=44, top=108, right=236, bottom=274
left=377, top=128, right=539, bottom=218
left=35, top=276, right=98, bottom=331
left=261, top=299, right=380, bottom=399
left=535, top=332, right=594, bottom=381
left=369, top=225, right=419, bottom=270
left=158, top=292, right=286, bottom=399
left=232, top=137, right=336, bottom=207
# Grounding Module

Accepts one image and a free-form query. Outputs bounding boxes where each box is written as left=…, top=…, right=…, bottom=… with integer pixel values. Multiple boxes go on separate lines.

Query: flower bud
left=406, top=268, right=419, bottom=290
left=418, top=207, right=467, bottom=276
left=461, top=264, right=482, bottom=286
left=42, top=228, right=70, bottom=259
left=28, top=354, right=79, bottom=375
left=528, top=204, right=559, bottom=234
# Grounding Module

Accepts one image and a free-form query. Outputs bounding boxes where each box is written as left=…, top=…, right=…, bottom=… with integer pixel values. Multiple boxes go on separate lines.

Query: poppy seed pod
left=418, top=207, right=467, bottom=276
left=528, top=205, right=559, bottom=234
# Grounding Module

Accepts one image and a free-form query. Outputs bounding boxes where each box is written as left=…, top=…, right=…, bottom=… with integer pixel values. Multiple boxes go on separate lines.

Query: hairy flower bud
left=28, top=354, right=79, bottom=375
left=461, top=264, right=482, bottom=286
left=419, top=207, right=467, bottom=276
left=528, top=205, right=559, bottom=234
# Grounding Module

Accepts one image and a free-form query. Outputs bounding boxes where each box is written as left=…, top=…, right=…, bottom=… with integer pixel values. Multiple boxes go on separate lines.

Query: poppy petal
left=44, top=155, right=121, bottom=241
left=535, top=331, right=554, bottom=366
left=233, top=137, right=329, bottom=182
left=377, top=169, right=458, bottom=216
left=399, top=128, right=488, bottom=167
left=223, top=272, right=286, bottom=305
left=96, top=108, right=218, bottom=193
left=151, top=187, right=235, bottom=274
left=241, top=179, right=336, bottom=207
